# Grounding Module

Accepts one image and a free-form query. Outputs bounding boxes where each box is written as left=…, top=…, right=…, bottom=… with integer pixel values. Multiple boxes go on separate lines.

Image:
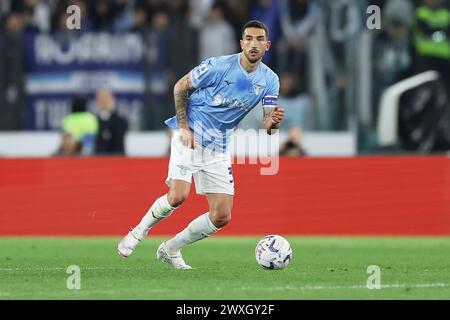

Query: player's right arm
left=174, top=57, right=220, bottom=148
left=173, top=73, right=196, bottom=148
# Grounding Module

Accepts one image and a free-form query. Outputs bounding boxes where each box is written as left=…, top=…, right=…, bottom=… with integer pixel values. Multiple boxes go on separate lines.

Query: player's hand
left=271, top=106, right=285, bottom=124
left=179, top=128, right=195, bottom=149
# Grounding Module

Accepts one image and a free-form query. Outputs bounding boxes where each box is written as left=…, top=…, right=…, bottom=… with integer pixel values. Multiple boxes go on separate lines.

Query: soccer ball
left=255, top=235, right=292, bottom=270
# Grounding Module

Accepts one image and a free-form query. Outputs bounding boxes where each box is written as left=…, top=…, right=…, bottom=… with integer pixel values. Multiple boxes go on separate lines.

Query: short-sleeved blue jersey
left=165, top=53, right=280, bottom=152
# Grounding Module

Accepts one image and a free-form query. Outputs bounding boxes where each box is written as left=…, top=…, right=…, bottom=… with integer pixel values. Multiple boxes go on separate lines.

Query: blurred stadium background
left=1, top=0, right=450, bottom=157
left=0, top=0, right=450, bottom=300
left=0, top=0, right=449, bottom=233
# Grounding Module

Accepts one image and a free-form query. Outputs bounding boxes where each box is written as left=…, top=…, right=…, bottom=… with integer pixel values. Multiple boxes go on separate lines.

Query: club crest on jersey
left=253, top=84, right=265, bottom=95
left=180, top=167, right=187, bottom=176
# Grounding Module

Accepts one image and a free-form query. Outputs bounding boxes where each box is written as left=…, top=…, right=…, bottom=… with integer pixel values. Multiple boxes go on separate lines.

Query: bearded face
left=240, top=27, right=270, bottom=64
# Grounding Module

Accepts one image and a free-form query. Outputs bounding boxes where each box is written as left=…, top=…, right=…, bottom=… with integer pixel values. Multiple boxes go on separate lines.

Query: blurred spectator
left=167, top=0, right=190, bottom=24
left=167, top=2, right=199, bottom=80
left=94, top=89, right=127, bottom=155
left=143, top=0, right=171, bottom=22
left=129, top=3, right=148, bottom=33
left=61, top=95, right=98, bottom=155
left=22, top=0, right=51, bottom=32
left=189, top=0, right=214, bottom=28
left=277, top=0, right=318, bottom=75
left=165, top=1, right=199, bottom=132
left=21, top=5, right=41, bottom=33
left=141, top=8, right=173, bottom=129
left=372, top=0, right=414, bottom=119
left=54, top=132, right=82, bottom=156
left=151, top=7, right=171, bottom=31
left=413, top=0, right=450, bottom=83
left=0, top=1, right=11, bottom=18
left=223, top=0, right=251, bottom=41
left=90, top=0, right=116, bottom=31
left=113, top=0, right=135, bottom=32
left=4, top=11, right=25, bottom=34
left=278, top=72, right=312, bottom=132
left=199, top=2, right=236, bottom=60
left=250, top=0, right=281, bottom=66
left=0, top=11, right=25, bottom=130
left=280, top=126, right=307, bottom=156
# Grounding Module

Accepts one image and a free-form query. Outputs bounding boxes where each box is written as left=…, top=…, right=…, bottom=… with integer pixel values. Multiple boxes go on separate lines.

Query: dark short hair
left=242, top=20, right=269, bottom=40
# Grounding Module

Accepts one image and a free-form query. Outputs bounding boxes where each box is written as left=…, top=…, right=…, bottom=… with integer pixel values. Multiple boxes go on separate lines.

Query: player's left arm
left=263, top=75, right=284, bottom=135
left=263, top=106, right=285, bottom=135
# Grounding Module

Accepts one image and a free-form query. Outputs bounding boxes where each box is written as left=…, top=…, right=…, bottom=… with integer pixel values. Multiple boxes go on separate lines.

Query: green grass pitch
left=0, top=237, right=449, bottom=299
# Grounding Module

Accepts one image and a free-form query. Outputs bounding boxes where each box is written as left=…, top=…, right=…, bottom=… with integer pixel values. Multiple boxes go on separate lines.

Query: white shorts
left=165, top=130, right=235, bottom=195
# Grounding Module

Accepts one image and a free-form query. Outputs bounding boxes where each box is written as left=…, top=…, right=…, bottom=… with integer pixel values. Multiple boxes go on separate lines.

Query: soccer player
left=118, top=20, right=285, bottom=269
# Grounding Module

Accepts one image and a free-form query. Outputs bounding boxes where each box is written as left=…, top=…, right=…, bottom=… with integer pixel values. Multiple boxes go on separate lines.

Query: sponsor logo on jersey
left=213, top=94, right=252, bottom=110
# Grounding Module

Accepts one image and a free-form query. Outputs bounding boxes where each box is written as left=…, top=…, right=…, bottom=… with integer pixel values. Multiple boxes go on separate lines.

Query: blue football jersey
left=165, top=53, right=280, bottom=152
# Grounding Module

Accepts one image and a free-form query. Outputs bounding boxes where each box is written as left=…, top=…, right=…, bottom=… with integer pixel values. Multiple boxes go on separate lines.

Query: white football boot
left=117, top=230, right=141, bottom=258
left=156, top=242, right=192, bottom=270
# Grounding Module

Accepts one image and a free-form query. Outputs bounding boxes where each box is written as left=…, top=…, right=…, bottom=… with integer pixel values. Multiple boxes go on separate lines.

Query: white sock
left=165, top=212, right=220, bottom=253
left=131, top=194, right=177, bottom=240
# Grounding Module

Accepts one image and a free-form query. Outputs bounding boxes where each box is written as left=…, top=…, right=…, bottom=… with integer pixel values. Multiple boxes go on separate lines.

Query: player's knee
left=167, top=192, right=188, bottom=207
left=209, top=210, right=231, bottom=228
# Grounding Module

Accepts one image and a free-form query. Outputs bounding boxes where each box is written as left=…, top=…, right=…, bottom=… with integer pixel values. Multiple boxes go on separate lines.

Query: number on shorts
left=228, top=166, right=233, bottom=184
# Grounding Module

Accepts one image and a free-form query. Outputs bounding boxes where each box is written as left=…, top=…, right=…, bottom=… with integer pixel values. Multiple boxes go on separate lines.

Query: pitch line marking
left=0, top=284, right=448, bottom=297
left=1, top=268, right=448, bottom=291
left=239, top=283, right=450, bottom=291
left=0, top=266, right=150, bottom=271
